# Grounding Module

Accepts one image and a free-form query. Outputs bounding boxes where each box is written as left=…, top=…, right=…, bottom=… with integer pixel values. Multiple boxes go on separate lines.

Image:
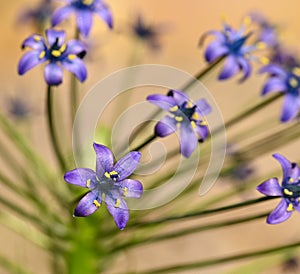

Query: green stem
left=139, top=240, right=300, bottom=274
left=131, top=134, right=157, bottom=152
left=47, top=85, right=67, bottom=172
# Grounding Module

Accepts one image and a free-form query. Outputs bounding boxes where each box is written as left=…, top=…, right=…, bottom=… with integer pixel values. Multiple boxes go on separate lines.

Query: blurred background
left=1, top=0, right=300, bottom=273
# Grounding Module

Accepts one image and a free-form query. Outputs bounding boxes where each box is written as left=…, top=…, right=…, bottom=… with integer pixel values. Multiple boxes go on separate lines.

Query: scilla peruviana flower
left=64, top=143, right=143, bottom=230
left=18, top=29, right=87, bottom=86
left=147, top=90, right=211, bottom=158
left=51, top=0, right=113, bottom=37
left=257, top=154, right=300, bottom=224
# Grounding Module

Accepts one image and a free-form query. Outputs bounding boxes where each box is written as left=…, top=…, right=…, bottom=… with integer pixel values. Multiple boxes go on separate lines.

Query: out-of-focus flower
left=147, top=90, right=211, bottom=158
left=131, top=14, right=165, bottom=50
left=201, top=18, right=267, bottom=82
left=18, top=29, right=87, bottom=86
left=64, top=143, right=143, bottom=230
left=257, top=154, right=300, bottom=224
left=18, top=0, right=54, bottom=31
left=51, top=0, right=113, bottom=37
left=7, top=97, right=31, bottom=120
left=270, top=45, right=300, bottom=69
left=260, top=63, right=300, bottom=122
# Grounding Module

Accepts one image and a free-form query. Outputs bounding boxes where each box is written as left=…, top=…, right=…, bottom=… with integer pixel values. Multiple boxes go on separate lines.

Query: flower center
left=82, top=0, right=94, bottom=6
left=169, top=102, right=197, bottom=122
left=49, top=38, right=67, bottom=60
left=282, top=180, right=300, bottom=212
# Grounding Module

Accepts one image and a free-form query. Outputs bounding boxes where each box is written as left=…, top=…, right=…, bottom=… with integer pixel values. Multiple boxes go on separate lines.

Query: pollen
left=186, top=101, right=193, bottom=108
left=104, top=172, right=110, bottom=178
left=86, top=179, right=91, bottom=188
left=175, top=116, right=183, bottom=122
left=51, top=50, right=61, bottom=57
left=115, top=199, right=121, bottom=208
left=292, top=67, right=300, bottom=77
left=83, top=0, right=94, bottom=5
left=243, top=16, right=252, bottom=26
left=260, top=56, right=270, bottom=65
left=68, top=54, right=76, bottom=60
left=289, top=77, right=298, bottom=88
left=123, top=187, right=128, bottom=197
left=283, top=188, right=293, bottom=196
left=34, top=35, right=41, bottom=42
left=256, top=41, right=267, bottom=50
left=192, top=112, right=199, bottom=120
left=200, top=120, right=208, bottom=126
left=289, top=178, right=295, bottom=183
left=169, top=105, right=179, bottom=112
left=39, top=51, right=46, bottom=59
left=191, top=121, right=197, bottom=129
left=287, top=203, right=294, bottom=212
left=93, top=200, right=101, bottom=208
left=59, top=43, right=67, bottom=53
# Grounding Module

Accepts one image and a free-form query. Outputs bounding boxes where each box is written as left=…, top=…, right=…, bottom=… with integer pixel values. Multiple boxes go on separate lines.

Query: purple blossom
left=51, top=0, right=113, bottom=37
left=201, top=20, right=262, bottom=82
left=257, top=154, right=300, bottom=224
left=147, top=90, right=211, bottom=158
left=260, top=63, right=300, bottom=122
left=64, top=143, right=143, bottom=230
left=18, top=29, right=87, bottom=86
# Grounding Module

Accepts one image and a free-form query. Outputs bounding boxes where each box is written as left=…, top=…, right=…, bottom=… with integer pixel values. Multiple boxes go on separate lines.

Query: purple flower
left=260, top=63, right=300, bottom=122
left=64, top=143, right=143, bottom=230
left=147, top=90, right=211, bottom=158
left=201, top=20, right=262, bottom=82
left=18, top=29, right=87, bottom=86
left=52, top=0, right=113, bottom=37
left=257, top=154, right=300, bottom=224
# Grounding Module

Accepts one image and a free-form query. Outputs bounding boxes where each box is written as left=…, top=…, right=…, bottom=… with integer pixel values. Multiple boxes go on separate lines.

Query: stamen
left=83, top=0, right=94, bottom=5
left=191, top=121, right=197, bottom=129
left=186, top=101, right=193, bottom=108
left=256, top=41, right=267, bottom=50
left=289, top=178, right=295, bottom=183
left=175, top=116, right=183, bottom=122
left=260, top=57, right=269, bottom=65
left=169, top=105, right=179, bottom=112
left=34, top=35, right=41, bottom=42
left=104, top=172, right=110, bottom=178
left=93, top=200, right=101, bottom=208
left=86, top=179, right=91, bottom=188
left=59, top=43, right=67, bottom=53
left=115, top=199, right=121, bottom=208
left=289, top=77, right=298, bottom=88
left=192, top=112, right=199, bottom=120
left=200, top=120, right=208, bottom=126
left=39, top=51, right=46, bottom=59
left=68, top=54, right=76, bottom=60
left=243, top=16, right=252, bottom=26
left=123, top=187, right=128, bottom=197
left=292, top=67, right=300, bottom=77
left=287, top=203, right=294, bottom=212
left=283, top=188, right=293, bottom=196
left=51, top=50, right=61, bottom=57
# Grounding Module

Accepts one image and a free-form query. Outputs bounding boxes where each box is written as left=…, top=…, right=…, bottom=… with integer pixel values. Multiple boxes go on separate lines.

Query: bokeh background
left=1, top=0, right=300, bottom=273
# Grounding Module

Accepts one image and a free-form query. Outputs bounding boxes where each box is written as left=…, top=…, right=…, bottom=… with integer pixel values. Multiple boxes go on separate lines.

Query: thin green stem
left=131, top=134, right=157, bottom=152
left=139, top=240, right=300, bottom=274
left=47, top=85, right=67, bottom=172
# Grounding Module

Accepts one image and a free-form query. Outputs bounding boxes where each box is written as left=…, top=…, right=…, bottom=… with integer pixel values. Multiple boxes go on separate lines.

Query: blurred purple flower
left=270, top=44, right=300, bottom=69
left=7, top=97, right=31, bottom=120
left=52, top=0, right=113, bottom=37
left=147, top=90, right=211, bottom=158
left=18, top=29, right=87, bottom=86
left=260, top=63, right=300, bottom=122
left=18, top=0, right=54, bottom=31
left=201, top=20, right=261, bottom=82
left=257, top=154, right=300, bottom=224
left=64, top=143, right=143, bottom=230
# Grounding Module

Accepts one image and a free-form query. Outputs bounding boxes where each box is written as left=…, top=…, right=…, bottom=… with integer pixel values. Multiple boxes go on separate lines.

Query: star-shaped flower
left=52, top=0, right=113, bottom=37
left=257, top=154, right=300, bottom=224
left=18, top=29, right=87, bottom=86
left=64, top=143, right=143, bottom=230
left=147, top=90, right=211, bottom=158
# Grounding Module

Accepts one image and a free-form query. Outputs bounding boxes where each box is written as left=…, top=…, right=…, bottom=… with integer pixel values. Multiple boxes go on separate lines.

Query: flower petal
left=66, top=40, right=87, bottom=55
left=267, top=199, right=292, bottom=224
left=155, top=115, right=177, bottom=137
left=44, top=62, right=63, bottom=86
left=93, top=143, right=114, bottom=177
left=195, top=124, right=209, bottom=141
left=205, top=41, right=228, bottom=62
left=281, top=93, right=299, bottom=122
left=147, top=94, right=176, bottom=111
left=21, top=34, right=46, bottom=50
left=261, top=77, right=286, bottom=96
left=273, top=153, right=293, bottom=180
left=94, top=3, right=113, bottom=28
left=74, top=191, right=102, bottom=217
left=256, top=178, right=282, bottom=196
left=113, top=152, right=141, bottom=180
left=169, top=90, right=189, bottom=106
left=237, top=57, right=252, bottom=82
left=51, top=6, right=74, bottom=26
left=18, top=50, right=46, bottom=75
left=105, top=195, right=129, bottom=230
left=62, top=58, right=87, bottom=82
left=76, top=10, right=93, bottom=37
left=46, top=29, right=66, bottom=47
left=117, top=179, right=143, bottom=198
left=194, top=98, right=212, bottom=116
left=180, top=122, right=198, bottom=157
left=218, top=56, right=239, bottom=80
left=64, top=168, right=96, bottom=188
left=259, top=64, right=286, bottom=77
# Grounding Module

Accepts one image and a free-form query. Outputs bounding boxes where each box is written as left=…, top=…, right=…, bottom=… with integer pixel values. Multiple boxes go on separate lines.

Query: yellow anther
left=289, top=77, right=298, bottom=88
left=110, top=171, right=118, bottom=176
left=243, top=16, right=252, bottom=26
left=260, top=57, right=270, bottom=65
left=115, top=199, right=121, bottom=208
left=186, top=101, right=193, bottom=108
left=83, top=0, right=94, bottom=5
left=68, top=54, right=76, bottom=60
left=175, top=116, right=183, bottom=122
left=191, top=121, right=197, bottom=129
left=283, top=188, right=293, bottom=196
left=287, top=203, right=294, bottom=212
left=51, top=50, right=61, bottom=57
left=86, top=179, right=91, bottom=188
left=293, top=67, right=300, bottom=77
left=221, top=14, right=228, bottom=23
left=256, top=41, right=267, bottom=50
left=59, top=43, right=67, bottom=53
left=93, top=200, right=101, bottom=208
left=200, top=120, right=208, bottom=126
left=39, top=51, right=46, bottom=59
left=192, top=112, right=199, bottom=120
left=104, top=172, right=110, bottom=178
left=123, top=187, right=128, bottom=197
left=34, top=35, right=41, bottom=42
left=169, top=105, right=179, bottom=112
left=298, top=197, right=300, bottom=202
left=289, top=178, right=295, bottom=183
